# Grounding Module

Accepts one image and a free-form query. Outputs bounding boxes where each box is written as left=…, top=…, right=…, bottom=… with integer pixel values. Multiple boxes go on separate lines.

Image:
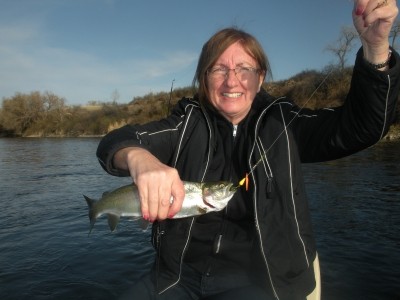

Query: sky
left=1, top=0, right=361, bottom=105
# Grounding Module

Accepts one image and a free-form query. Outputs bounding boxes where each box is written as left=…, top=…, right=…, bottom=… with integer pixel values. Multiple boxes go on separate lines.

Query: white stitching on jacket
left=278, top=104, right=310, bottom=268
left=379, top=75, right=391, bottom=140
left=159, top=102, right=210, bottom=295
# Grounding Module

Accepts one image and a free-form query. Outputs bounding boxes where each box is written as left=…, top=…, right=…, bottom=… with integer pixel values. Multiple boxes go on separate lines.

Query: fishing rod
left=166, top=79, right=175, bottom=116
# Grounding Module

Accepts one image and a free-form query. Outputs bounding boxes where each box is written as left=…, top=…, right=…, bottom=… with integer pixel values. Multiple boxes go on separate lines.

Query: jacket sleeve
left=294, top=47, right=400, bottom=162
left=96, top=98, right=192, bottom=176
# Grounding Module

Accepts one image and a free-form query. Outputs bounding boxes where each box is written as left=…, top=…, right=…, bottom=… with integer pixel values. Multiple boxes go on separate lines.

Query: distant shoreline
left=2, top=126, right=400, bottom=141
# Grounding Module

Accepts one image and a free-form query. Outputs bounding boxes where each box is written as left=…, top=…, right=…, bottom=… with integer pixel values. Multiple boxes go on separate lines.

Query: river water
left=0, top=138, right=399, bottom=300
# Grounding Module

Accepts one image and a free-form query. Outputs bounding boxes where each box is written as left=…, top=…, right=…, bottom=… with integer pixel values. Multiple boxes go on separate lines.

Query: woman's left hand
left=353, top=0, right=398, bottom=63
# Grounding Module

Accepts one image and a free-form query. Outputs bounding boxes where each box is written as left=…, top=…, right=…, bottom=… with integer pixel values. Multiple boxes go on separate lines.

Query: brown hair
left=193, top=27, right=271, bottom=105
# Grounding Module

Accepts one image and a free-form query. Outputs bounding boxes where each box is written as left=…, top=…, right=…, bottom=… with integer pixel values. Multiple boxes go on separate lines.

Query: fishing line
left=238, top=0, right=391, bottom=188
left=238, top=68, right=334, bottom=188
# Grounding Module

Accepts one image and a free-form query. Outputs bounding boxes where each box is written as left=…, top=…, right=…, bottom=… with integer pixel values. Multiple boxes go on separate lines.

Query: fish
left=83, top=181, right=237, bottom=233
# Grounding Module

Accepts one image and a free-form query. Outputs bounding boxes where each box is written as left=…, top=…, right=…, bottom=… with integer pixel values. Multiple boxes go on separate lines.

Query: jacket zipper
left=155, top=225, right=165, bottom=289
left=232, top=124, right=238, bottom=137
left=213, top=123, right=237, bottom=257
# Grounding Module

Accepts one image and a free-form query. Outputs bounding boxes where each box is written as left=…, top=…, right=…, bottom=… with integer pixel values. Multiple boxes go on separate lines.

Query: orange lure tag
left=238, top=173, right=250, bottom=191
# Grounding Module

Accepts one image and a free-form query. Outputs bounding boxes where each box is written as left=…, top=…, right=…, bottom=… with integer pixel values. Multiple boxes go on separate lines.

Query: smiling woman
left=194, top=29, right=269, bottom=125
left=96, top=2, right=400, bottom=298
left=203, top=41, right=266, bottom=125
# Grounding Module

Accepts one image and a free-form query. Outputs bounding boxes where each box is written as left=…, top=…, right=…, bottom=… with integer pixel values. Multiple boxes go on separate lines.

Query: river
left=0, top=138, right=399, bottom=300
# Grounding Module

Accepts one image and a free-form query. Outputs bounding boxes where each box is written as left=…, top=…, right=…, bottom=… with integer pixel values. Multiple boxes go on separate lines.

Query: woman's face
left=207, top=41, right=264, bottom=125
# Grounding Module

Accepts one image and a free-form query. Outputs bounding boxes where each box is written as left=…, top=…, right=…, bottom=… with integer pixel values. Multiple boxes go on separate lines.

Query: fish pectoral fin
left=137, top=218, right=150, bottom=231
left=130, top=217, right=150, bottom=231
left=107, top=214, right=120, bottom=232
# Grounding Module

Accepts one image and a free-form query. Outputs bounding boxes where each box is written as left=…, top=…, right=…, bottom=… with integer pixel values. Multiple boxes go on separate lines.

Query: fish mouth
left=229, top=184, right=238, bottom=191
left=203, top=199, right=216, bottom=209
left=202, top=182, right=237, bottom=209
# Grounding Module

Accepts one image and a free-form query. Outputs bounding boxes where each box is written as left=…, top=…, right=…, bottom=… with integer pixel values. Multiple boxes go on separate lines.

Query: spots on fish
left=197, top=206, right=208, bottom=214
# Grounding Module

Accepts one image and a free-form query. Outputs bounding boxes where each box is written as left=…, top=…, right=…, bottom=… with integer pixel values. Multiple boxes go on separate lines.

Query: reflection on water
left=0, top=138, right=399, bottom=300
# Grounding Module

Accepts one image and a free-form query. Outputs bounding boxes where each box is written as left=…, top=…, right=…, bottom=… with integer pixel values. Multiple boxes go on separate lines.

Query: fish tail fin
left=83, top=195, right=96, bottom=235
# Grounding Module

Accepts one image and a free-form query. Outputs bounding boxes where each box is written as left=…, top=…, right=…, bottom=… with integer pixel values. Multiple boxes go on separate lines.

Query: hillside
left=1, top=66, right=399, bottom=139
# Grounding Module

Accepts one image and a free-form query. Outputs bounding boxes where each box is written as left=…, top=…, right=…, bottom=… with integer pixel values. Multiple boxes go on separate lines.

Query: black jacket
left=97, top=48, right=400, bottom=299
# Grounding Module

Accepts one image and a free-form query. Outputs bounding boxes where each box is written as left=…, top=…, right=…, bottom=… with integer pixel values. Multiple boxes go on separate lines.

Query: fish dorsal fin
left=102, top=191, right=111, bottom=197
left=107, top=214, right=120, bottom=232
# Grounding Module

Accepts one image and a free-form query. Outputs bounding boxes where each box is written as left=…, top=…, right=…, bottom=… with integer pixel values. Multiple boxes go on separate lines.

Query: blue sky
left=1, top=0, right=359, bottom=105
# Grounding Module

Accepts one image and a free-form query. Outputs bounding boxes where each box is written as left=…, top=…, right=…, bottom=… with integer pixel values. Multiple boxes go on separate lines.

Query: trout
left=84, top=181, right=237, bottom=233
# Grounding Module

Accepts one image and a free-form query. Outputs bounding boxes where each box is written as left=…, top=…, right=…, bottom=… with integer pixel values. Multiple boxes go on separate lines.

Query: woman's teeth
left=223, top=93, right=242, bottom=98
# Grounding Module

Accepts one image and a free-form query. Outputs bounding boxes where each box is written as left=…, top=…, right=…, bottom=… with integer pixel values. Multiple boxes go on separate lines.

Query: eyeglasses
left=207, top=66, right=260, bottom=82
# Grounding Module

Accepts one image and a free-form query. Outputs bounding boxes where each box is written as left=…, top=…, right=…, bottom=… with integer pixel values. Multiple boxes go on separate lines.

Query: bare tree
left=326, top=26, right=359, bottom=71
left=390, top=19, right=400, bottom=49
left=111, top=89, right=120, bottom=104
left=42, top=92, right=66, bottom=126
left=0, top=91, right=66, bottom=136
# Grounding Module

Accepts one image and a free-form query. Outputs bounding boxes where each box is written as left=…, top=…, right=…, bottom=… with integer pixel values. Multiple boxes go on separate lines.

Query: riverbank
left=5, top=123, right=399, bottom=141
left=383, top=124, right=400, bottom=141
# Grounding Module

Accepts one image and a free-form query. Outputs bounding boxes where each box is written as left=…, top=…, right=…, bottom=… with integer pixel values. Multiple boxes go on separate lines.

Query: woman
left=96, top=1, right=399, bottom=299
